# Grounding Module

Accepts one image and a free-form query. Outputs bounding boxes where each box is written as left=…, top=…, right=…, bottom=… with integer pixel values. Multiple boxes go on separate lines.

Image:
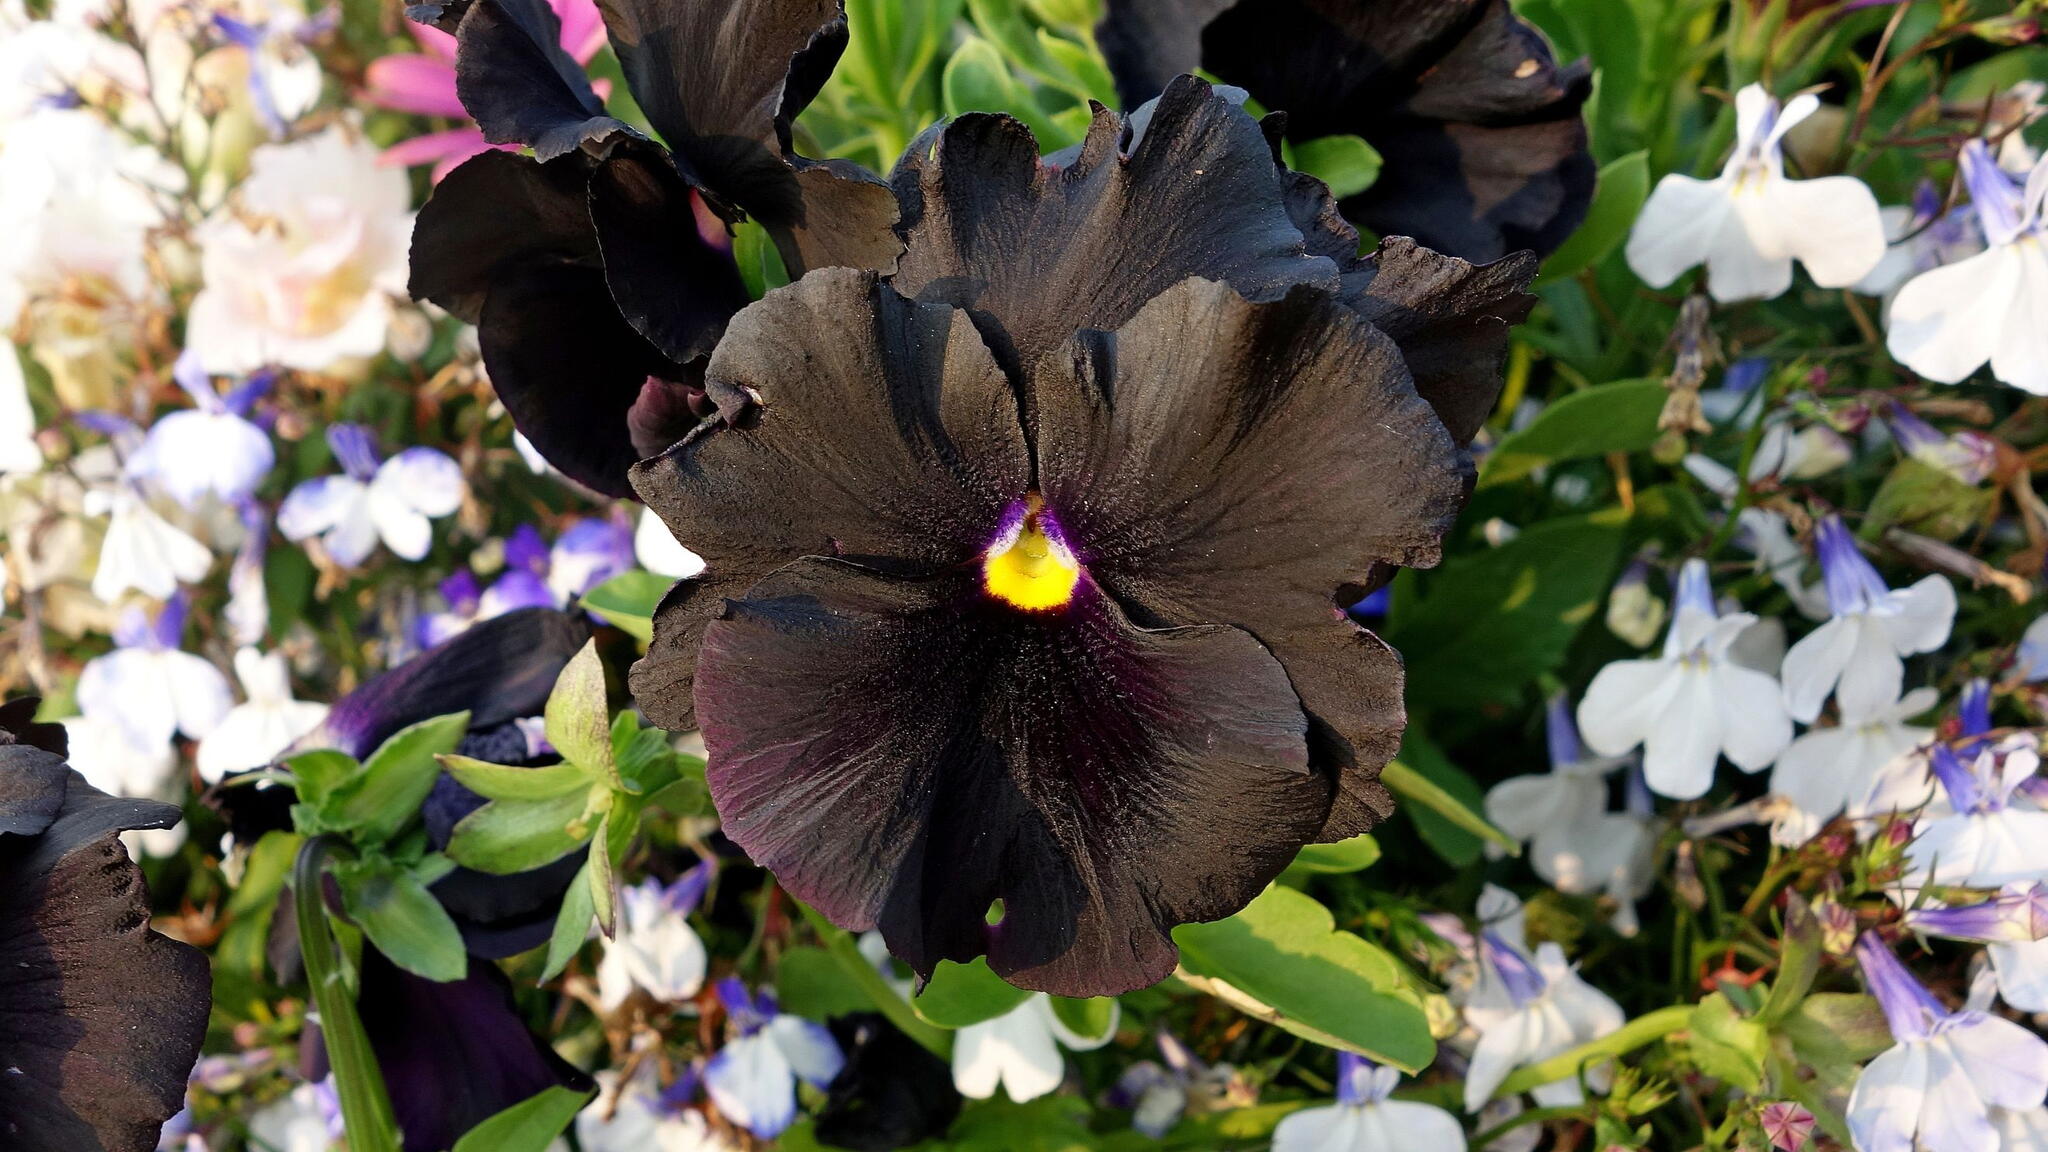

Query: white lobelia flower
left=211, top=0, right=328, bottom=137
left=196, top=647, right=328, bottom=784
left=1683, top=453, right=1829, bottom=620
left=1625, top=85, right=1886, bottom=302
left=1780, top=515, right=1954, bottom=725
left=1856, top=181, right=1985, bottom=298
left=1460, top=894, right=1625, bottom=1113
left=0, top=340, right=37, bottom=473
left=548, top=515, right=637, bottom=604
left=2001, top=1107, right=2048, bottom=1152
left=636, top=505, right=706, bottom=580
left=702, top=980, right=844, bottom=1141
left=1768, top=685, right=1938, bottom=847
left=2021, top=613, right=2048, bottom=683
left=185, top=124, right=412, bottom=373
left=227, top=497, right=271, bottom=646
left=1847, top=932, right=2048, bottom=1152
left=1889, top=141, right=2048, bottom=394
left=1905, top=884, right=2048, bottom=1014
left=277, top=423, right=463, bottom=567
left=954, top=992, right=1120, bottom=1103
left=1903, top=734, right=2048, bottom=891
left=1273, top=1053, right=1466, bottom=1152
left=577, top=1064, right=732, bottom=1152
left=596, top=867, right=711, bottom=1013
left=245, top=1080, right=344, bottom=1152
left=127, top=352, right=276, bottom=508
left=87, top=479, right=214, bottom=603
left=76, top=595, right=231, bottom=750
left=1578, top=558, right=1792, bottom=800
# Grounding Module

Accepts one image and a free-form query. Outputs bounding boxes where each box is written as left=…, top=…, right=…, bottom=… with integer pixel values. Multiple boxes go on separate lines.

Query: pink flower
left=363, top=0, right=608, bottom=181
left=1759, top=1101, right=1814, bottom=1152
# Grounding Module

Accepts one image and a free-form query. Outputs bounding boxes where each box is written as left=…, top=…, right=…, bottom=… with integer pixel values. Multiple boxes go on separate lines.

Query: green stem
left=1468, top=1104, right=1587, bottom=1149
left=795, top=902, right=954, bottom=1059
left=1380, top=760, right=1519, bottom=855
left=296, top=837, right=401, bottom=1152
left=1494, top=1005, right=1693, bottom=1099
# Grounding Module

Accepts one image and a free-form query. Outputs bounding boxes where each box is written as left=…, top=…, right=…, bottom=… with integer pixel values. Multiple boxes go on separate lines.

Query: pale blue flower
left=596, top=865, right=712, bottom=1012
left=1274, top=1054, right=1466, bottom=1152
left=703, top=980, right=843, bottom=1139
left=1781, top=516, right=1954, bottom=724
left=278, top=424, right=463, bottom=567
left=77, top=595, right=231, bottom=751
left=127, top=352, right=275, bottom=508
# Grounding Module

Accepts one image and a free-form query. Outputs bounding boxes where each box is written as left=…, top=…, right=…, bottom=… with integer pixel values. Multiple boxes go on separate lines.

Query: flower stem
left=1494, top=1005, right=1693, bottom=1098
left=794, top=900, right=954, bottom=1059
left=295, top=835, right=401, bottom=1152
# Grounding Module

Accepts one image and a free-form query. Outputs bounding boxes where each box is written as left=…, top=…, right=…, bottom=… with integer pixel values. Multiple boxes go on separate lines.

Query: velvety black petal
left=696, top=559, right=1323, bottom=997
left=454, top=0, right=630, bottom=161
left=814, top=1013, right=961, bottom=1151
left=1098, top=0, right=1593, bottom=262
left=0, top=744, right=70, bottom=837
left=306, top=608, right=590, bottom=759
left=358, top=949, right=592, bottom=1152
left=590, top=152, right=753, bottom=365
left=1032, top=278, right=1466, bottom=839
left=629, top=270, right=1030, bottom=730
left=412, top=150, right=729, bottom=495
left=889, top=76, right=1338, bottom=375
left=0, top=696, right=68, bottom=757
left=0, top=771, right=208, bottom=1152
left=592, top=0, right=900, bottom=272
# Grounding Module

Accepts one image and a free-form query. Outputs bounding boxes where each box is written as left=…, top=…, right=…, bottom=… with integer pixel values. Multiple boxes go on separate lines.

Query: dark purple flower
left=0, top=707, right=211, bottom=1152
left=1096, top=0, right=1595, bottom=261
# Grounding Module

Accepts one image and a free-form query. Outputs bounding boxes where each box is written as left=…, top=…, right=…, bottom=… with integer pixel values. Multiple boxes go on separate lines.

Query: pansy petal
left=890, top=78, right=1339, bottom=376
left=1032, top=278, right=1464, bottom=838
left=453, top=0, right=627, bottom=160
left=589, top=151, right=752, bottom=365
left=0, top=744, right=70, bottom=837
left=0, top=769, right=208, bottom=1152
left=629, top=270, right=1031, bottom=730
left=694, top=559, right=1321, bottom=997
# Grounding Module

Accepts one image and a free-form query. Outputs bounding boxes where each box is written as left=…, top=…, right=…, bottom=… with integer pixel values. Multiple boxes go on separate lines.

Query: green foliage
left=451, top=1087, right=596, bottom=1152
left=914, top=956, right=1035, bottom=1027
left=1479, top=378, right=1667, bottom=487
left=1537, top=151, right=1650, bottom=284
left=1284, top=135, right=1383, bottom=201
left=1174, top=885, right=1435, bottom=1071
left=1284, top=833, right=1382, bottom=875
left=581, top=569, right=674, bottom=644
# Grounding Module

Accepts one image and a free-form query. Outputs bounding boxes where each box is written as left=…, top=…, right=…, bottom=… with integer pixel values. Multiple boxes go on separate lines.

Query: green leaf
left=541, top=857, right=597, bottom=983
left=330, top=712, right=471, bottom=845
left=1284, top=834, right=1382, bottom=875
left=1386, top=509, right=1629, bottom=706
left=913, top=956, right=1033, bottom=1028
left=439, top=754, right=592, bottom=802
left=1862, top=457, right=1997, bottom=543
left=1758, top=895, right=1823, bottom=1026
left=1538, top=151, right=1649, bottom=283
left=1686, top=993, right=1767, bottom=1092
left=451, top=1086, right=596, bottom=1152
left=589, top=814, right=618, bottom=938
left=942, top=36, right=1024, bottom=120
left=1477, top=378, right=1665, bottom=487
left=1172, top=885, right=1434, bottom=1071
left=545, top=640, right=615, bottom=783
left=218, top=830, right=302, bottom=979
left=340, top=860, right=468, bottom=983
left=295, top=840, right=401, bottom=1152
left=1782, top=993, right=1892, bottom=1070
left=1383, top=737, right=1514, bottom=864
left=643, top=756, right=712, bottom=817
left=610, top=712, right=667, bottom=794
left=1046, top=995, right=1117, bottom=1044
left=285, top=748, right=359, bottom=810
left=446, top=789, right=593, bottom=875
left=1286, top=135, right=1382, bottom=201
left=778, top=945, right=879, bottom=1022
left=581, top=569, right=674, bottom=643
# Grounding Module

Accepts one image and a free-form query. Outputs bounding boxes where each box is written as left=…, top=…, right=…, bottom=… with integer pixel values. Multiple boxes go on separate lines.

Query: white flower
left=1625, top=85, right=1886, bottom=302
left=1273, top=1055, right=1466, bottom=1152
left=87, top=481, right=214, bottom=603
left=1848, top=933, right=2048, bottom=1152
left=1904, top=735, right=2048, bottom=890
left=1459, top=892, right=1624, bottom=1113
left=196, top=647, right=328, bottom=784
left=1855, top=181, right=1985, bottom=298
left=185, top=125, right=412, bottom=372
left=0, top=107, right=174, bottom=329
left=596, top=870, right=710, bottom=1012
left=61, top=714, right=182, bottom=857
left=1768, top=686, right=1937, bottom=846
left=1888, top=141, right=2048, bottom=394
left=577, top=1065, right=732, bottom=1152
left=0, top=340, right=40, bottom=473
left=1906, top=885, right=2048, bottom=1016
left=703, top=980, right=844, bottom=1140
left=0, top=3, right=146, bottom=134
left=1780, top=515, right=1954, bottom=724
left=636, top=506, right=706, bottom=579
left=1999, top=1107, right=2048, bottom=1151
left=127, top=353, right=276, bottom=508
left=954, top=993, right=1119, bottom=1103
left=245, top=1080, right=343, bottom=1152
left=1578, top=558, right=1792, bottom=800
left=212, top=0, right=326, bottom=136
left=76, top=597, right=231, bottom=750
left=277, top=424, right=463, bottom=567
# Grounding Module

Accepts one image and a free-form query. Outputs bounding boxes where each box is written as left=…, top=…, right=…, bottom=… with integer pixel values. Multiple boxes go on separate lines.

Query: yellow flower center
left=983, top=498, right=1080, bottom=612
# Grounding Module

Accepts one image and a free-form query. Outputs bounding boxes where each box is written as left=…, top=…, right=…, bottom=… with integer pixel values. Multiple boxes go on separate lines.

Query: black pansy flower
left=814, top=1013, right=962, bottom=1151
left=629, top=257, right=1468, bottom=994
left=0, top=704, right=210, bottom=1152
left=1097, top=0, right=1595, bottom=262
left=409, top=0, right=900, bottom=495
